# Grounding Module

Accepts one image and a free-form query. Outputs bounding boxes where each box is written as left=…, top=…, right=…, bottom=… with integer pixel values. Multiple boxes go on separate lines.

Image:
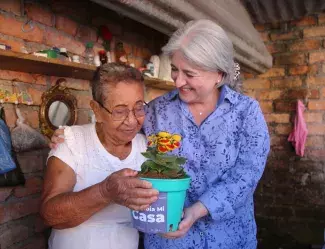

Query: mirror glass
left=48, top=101, right=71, bottom=127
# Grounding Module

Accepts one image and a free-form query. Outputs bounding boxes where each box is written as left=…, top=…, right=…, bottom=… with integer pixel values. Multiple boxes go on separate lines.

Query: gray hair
left=91, top=63, right=144, bottom=104
left=162, top=19, right=241, bottom=92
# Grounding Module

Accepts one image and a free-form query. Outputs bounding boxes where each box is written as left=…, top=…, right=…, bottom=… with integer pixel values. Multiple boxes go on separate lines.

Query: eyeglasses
left=97, top=101, right=147, bottom=121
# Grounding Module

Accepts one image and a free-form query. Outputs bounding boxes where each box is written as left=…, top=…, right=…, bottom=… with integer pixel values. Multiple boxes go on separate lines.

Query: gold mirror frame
left=40, top=78, right=77, bottom=138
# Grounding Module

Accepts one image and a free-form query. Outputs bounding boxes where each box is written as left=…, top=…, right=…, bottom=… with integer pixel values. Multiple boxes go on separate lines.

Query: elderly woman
left=50, top=19, right=270, bottom=249
left=40, top=63, right=159, bottom=249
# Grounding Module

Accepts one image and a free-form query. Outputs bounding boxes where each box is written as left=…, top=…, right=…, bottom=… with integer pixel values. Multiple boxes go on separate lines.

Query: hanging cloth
left=288, top=100, right=308, bottom=157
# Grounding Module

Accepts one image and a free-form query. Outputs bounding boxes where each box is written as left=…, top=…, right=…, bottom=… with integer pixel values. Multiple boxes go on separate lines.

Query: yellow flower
left=147, top=134, right=157, bottom=145
left=171, top=134, right=181, bottom=142
left=148, top=134, right=156, bottom=141
left=147, top=132, right=182, bottom=152
left=157, top=131, right=171, bottom=138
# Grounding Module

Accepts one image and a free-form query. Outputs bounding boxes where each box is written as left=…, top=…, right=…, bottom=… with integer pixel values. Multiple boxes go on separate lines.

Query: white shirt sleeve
left=48, top=142, right=77, bottom=173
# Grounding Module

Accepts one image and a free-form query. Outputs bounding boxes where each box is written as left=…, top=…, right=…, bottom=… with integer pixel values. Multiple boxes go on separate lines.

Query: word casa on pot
left=132, top=206, right=165, bottom=223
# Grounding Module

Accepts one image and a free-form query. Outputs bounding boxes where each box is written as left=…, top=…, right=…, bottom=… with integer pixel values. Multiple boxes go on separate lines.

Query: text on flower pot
left=145, top=206, right=165, bottom=212
left=132, top=211, right=165, bottom=223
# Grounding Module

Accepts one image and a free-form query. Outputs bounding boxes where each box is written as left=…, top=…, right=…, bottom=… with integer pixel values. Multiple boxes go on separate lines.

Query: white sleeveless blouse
left=47, top=123, right=147, bottom=249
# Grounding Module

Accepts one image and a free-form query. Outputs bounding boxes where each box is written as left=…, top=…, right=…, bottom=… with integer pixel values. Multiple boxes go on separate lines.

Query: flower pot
left=131, top=176, right=191, bottom=234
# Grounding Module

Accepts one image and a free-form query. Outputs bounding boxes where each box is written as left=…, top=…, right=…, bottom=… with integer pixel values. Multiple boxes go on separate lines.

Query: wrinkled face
left=94, top=81, right=145, bottom=143
left=171, top=50, right=223, bottom=104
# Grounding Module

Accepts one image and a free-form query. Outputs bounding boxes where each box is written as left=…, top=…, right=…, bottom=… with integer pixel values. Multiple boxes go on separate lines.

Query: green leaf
left=141, top=151, right=155, bottom=159
left=164, top=162, right=182, bottom=170
left=156, top=154, right=178, bottom=163
left=175, top=157, right=187, bottom=165
left=177, top=168, right=185, bottom=175
left=147, top=146, right=155, bottom=152
left=152, top=160, right=167, bottom=167
left=140, top=163, right=149, bottom=173
left=141, top=160, right=161, bottom=172
left=143, top=160, right=156, bottom=167
left=163, top=169, right=186, bottom=178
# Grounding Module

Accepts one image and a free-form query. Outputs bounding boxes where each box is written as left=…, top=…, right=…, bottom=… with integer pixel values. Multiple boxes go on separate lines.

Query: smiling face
left=171, top=51, right=223, bottom=104
left=92, top=80, right=145, bottom=144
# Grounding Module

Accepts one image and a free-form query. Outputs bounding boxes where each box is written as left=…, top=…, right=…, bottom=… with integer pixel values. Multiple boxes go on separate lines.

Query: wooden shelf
left=144, top=77, right=175, bottom=90
left=0, top=50, right=97, bottom=80
left=0, top=50, right=176, bottom=90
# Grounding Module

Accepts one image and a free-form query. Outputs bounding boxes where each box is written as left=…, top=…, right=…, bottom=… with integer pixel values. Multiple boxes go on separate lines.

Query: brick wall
left=245, top=14, right=325, bottom=249
left=1, top=1, right=324, bottom=248
left=0, top=1, right=166, bottom=248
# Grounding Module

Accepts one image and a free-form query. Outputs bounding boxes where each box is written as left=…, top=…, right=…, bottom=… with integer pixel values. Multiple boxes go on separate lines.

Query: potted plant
left=131, top=131, right=191, bottom=234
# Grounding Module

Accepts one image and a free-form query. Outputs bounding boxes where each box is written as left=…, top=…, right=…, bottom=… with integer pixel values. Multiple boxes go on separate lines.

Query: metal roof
left=242, top=0, right=325, bottom=23
left=91, top=0, right=273, bottom=73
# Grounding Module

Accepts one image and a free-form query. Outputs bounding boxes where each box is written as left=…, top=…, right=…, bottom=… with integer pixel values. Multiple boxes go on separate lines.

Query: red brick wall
left=0, top=1, right=166, bottom=248
left=2, top=0, right=324, bottom=248
left=245, top=14, right=325, bottom=248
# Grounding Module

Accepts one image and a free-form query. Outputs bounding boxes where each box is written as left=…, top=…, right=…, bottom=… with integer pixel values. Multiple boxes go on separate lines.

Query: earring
left=234, top=62, right=240, bottom=80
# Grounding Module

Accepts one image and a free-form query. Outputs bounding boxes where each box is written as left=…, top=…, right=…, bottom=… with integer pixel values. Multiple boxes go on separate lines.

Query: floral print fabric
left=142, top=85, right=270, bottom=249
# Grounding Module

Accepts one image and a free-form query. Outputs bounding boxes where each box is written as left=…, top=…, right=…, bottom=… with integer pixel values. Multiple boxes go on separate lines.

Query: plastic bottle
left=72, top=55, right=80, bottom=63
left=59, top=48, right=71, bottom=61
left=85, top=42, right=95, bottom=65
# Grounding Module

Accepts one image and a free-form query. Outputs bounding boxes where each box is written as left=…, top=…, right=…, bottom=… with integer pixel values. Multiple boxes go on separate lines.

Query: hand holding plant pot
left=100, top=168, right=159, bottom=211
left=132, top=132, right=191, bottom=234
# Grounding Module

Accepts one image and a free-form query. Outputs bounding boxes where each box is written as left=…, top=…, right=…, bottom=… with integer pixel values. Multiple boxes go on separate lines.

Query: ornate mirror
left=40, top=78, right=77, bottom=138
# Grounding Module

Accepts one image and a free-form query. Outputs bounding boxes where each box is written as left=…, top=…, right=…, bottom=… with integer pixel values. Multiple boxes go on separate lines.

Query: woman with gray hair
left=50, top=19, right=269, bottom=249
left=142, top=19, right=270, bottom=249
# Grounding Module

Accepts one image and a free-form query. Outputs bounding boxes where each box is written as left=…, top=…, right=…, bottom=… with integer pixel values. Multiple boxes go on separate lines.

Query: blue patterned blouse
left=142, top=85, right=270, bottom=249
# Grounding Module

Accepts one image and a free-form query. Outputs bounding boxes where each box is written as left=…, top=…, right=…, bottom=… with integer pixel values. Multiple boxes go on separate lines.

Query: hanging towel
left=288, top=100, right=308, bottom=157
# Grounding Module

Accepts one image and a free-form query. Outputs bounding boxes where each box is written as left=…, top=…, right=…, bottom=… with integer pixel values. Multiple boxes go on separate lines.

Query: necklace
left=199, top=112, right=203, bottom=115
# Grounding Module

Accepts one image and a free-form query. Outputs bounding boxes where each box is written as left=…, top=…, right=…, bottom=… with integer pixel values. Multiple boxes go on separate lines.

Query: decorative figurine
left=158, top=54, right=173, bottom=82
left=0, top=89, right=6, bottom=103
left=99, top=25, right=112, bottom=52
left=149, top=55, right=160, bottom=78
left=99, top=50, right=108, bottom=65
left=5, top=93, right=19, bottom=104
left=143, top=62, right=154, bottom=77
left=18, top=91, right=33, bottom=105
left=115, top=42, right=128, bottom=64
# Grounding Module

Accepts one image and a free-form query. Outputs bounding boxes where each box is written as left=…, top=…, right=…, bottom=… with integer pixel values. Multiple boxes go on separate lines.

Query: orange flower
left=173, top=141, right=180, bottom=148
left=147, top=132, right=182, bottom=153
left=166, top=144, right=175, bottom=151
left=158, top=138, right=171, bottom=145
left=147, top=134, right=157, bottom=146
left=157, top=145, right=168, bottom=153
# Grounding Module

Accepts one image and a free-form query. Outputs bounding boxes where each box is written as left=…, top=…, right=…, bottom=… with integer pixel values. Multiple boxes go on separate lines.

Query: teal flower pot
left=131, top=176, right=191, bottom=234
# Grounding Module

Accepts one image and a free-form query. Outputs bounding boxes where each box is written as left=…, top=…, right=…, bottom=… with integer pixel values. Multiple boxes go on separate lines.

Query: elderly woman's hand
left=49, top=128, right=65, bottom=149
left=100, top=168, right=159, bottom=211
